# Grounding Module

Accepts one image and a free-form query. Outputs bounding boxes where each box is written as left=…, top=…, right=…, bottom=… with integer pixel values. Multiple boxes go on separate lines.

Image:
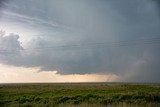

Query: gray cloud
left=0, top=0, right=160, bottom=82
left=0, top=0, right=9, bottom=17
left=0, top=32, right=23, bottom=63
left=0, top=0, right=8, bottom=9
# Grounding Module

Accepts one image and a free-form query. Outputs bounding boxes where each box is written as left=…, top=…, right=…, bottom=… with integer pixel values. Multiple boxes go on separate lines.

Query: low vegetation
left=0, top=83, right=160, bottom=107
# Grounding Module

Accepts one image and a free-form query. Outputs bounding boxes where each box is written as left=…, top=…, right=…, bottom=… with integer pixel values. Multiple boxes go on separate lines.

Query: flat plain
left=0, top=83, right=160, bottom=107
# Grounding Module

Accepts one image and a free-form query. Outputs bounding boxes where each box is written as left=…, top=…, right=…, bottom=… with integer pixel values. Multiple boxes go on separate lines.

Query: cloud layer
left=0, top=0, right=160, bottom=82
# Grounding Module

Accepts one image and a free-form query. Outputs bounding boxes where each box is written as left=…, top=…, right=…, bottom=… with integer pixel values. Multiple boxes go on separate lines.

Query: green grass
left=0, top=83, right=160, bottom=107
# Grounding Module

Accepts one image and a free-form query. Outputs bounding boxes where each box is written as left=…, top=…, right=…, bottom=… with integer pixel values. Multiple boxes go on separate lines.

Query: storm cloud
left=0, top=0, right=160, bottom=82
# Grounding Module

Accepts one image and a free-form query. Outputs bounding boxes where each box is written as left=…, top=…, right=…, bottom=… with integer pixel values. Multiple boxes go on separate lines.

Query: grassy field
left=0, top=83, right=160, bottom=107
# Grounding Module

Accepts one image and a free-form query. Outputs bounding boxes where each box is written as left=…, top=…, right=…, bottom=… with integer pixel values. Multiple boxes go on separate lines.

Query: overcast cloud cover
left=0, top=0, right=160, bottom=82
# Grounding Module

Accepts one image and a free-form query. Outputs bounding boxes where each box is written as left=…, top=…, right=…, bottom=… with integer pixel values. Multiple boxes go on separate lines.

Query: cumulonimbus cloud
left=0, top=0, right=160, bottom=82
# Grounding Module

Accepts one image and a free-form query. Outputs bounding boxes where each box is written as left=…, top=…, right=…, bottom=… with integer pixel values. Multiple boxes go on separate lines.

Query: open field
left=0, top=83, right=160, bottom=107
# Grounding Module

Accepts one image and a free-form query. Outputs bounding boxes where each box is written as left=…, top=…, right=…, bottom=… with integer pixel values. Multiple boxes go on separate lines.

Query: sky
left=0, top=0, right=160, bottom=83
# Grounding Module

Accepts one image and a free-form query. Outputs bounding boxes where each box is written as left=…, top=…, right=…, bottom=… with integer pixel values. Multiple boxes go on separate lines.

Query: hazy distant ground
left=0, top=83, right=160, bottom=107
